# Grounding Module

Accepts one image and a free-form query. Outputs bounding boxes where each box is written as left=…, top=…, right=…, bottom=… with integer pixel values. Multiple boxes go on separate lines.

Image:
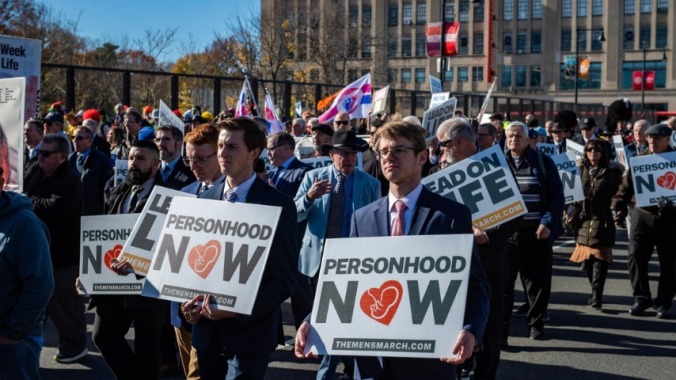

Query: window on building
left=459, top=1, right=470, bottom=22
left=474, top=2, right=484, bottom=21
left=363, top=5, right=372, bottom=26
left=458, top=67, right=469, bottom=82
left=349, top=6, right=358, bottom=25
left=517, top=32, right=527, bottom=53
left=656, top=24, right=668, bottom=48
left=624, top=0, right=635, bottom=14
left=388, top=69, right=398, bottom=83
left=474, top=33, right=484, bottom=55
left=561, top=61, right=602, bottom=90
left=403, top=3, right=413, bottom=25
left=532, top=0, right=543, bottom=19
left=402, top=68, right=412, bottom=83
left=402, top=37, right=412, bottom=57
left=578, top=0, right=588, bottom=17
left=388, top=5, right=398, bottom=26
left=504, top=0, right=514, bottom=20
left=640, top=0, right=651, bottom=13
left=577, top=30, right=587, bottom=51
left=515, top=65, right=527, bottom=87
left=592, top=0, right=603, bottom=15
left=459, top=34, right=469, bottom=55
left=348, top=69, right=358, bottom=82
left=561, top=29, right=571, bottom=52
left=444, top=67, right=454, bottom=82
left=623, top=27, right=634, bottom=49
left=362, top=36, right=371, bottom=58
left=518, top=0, right=528, bottom=20
left=416, top=35, right=426, bottom=57
left=621, top=60, right=667, bottom=89
left=445, top=3, right=456, bottom=22
left=472, top=67, right=484, bottom=81
left=416, top=3, right=426, bottom=24
left=591, top=29, right=603, bottom=51
left=501, top=65, right=512, bottom=87
left=503, top=33, right=512, bottom=53
left=657, top=0, right=669, bottom=13
left=640, top=26, right=650, bottom=48
left=530, top=65, right=541, bottom=87
left=415, top=68, right=426, bottom=83
left=416, top=95, right=426, bottom=109
left=531, top=31, right=541, bottom=53
left=562, top=0, right=572, bottom=17
left=388, top=36, right=398, bottom=57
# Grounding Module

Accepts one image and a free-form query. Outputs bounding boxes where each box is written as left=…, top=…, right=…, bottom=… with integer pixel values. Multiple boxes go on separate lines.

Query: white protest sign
left=301, top=156, right=333, bottom=170
left=421, top=144, right=526, bottom=229
left=304, top=235, right=472, bottom=358
left=477, top=79, right=496, bottom=121
left=566, top=138, right=585, bottom=158
left=371, top=86, right=389, bottom=115
left=536, top=143, right=558, bottom=156
left=551, top=152, right=584, bottom=204
left=0, top=35, right=41, bottom=121
left=421, top=97, right=457, bottom=142
left=294, top=136, right=314, bottom=160
left=629, top=151, right=676, bottom=208
left=428, top=92, right=450, bottom=110
left=612, top=135, right=629, bottom=173
left=114, top=159, right=128, bottom=187
left=119, top=186, right=196, bottom=276
left=158, top=100, right=185, bottom=133
left=295, top=101, right=303, bottom=117
left=429, top=75, right=443, bottom=94
left=79, top=214, right=144, bottom=295
left=0, top=77, right=25, bottom=191
left=142, top=197, right=281, bottom=314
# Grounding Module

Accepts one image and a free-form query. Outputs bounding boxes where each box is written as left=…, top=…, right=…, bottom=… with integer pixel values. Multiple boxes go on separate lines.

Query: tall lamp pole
left=573, top=28, right=605, bottom=112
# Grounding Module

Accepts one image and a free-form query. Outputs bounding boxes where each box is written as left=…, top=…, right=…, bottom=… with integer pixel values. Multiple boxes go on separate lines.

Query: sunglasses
left=36, top=150, right=60, bottom=157
left=586, top=147, right=602, bottom=153
left=335, top=120, right=349, bottom=125
left=73, top=135, right=88, bottom=141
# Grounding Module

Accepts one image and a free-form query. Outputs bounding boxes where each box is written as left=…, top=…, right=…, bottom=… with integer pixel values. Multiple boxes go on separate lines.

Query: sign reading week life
left=119, top=186, right=195, bottom=276
left=550, top=152, right=584, bottom=204
left=421, top=144, right=526, bottom=229
left=421, top=97, right=457, bottom=142
left=304, top=235, right=472, bottom=358
left=79, top=214, right=143, bottom=295
left=142, top=197, right=281, bottom=314
left=630, top=151, right=676, bottom=208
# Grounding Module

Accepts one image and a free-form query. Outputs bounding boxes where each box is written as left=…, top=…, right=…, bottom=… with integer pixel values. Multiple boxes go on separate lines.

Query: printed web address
left=332, top=338, right=435, bottom=353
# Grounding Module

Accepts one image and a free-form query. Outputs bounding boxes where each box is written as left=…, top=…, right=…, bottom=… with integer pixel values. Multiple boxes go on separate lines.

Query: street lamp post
left=573, top=28, right=605, bottom=111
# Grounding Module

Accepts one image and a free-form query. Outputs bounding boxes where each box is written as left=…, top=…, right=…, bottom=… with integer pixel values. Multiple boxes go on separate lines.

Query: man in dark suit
left=266, top=132, right=312, bottom=198
left=181, top=117, right=298, bottom=380
left=23, top=119, right=43, bottom=175
left=295, top=120, right=490, bottom=380
left=155, top=125, right=196, bottom=190
left=68, top=126, right=113, bottom=215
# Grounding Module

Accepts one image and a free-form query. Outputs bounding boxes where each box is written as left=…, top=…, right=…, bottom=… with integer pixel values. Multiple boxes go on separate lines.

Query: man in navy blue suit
left=181, top=117, right=298, bottom=380
left=266, top=132, right=312, bottom=199
left=295, top=120, right=490, bottom=379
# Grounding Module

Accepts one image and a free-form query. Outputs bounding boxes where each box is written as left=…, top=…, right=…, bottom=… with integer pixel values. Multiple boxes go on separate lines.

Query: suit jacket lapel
left=352, top=170, right=363, bottom=209
left=321, top=167, right=333, bottom=215
left=409, top=187, right=433, bottom=235
left=373, top=197, right=389, bottom=236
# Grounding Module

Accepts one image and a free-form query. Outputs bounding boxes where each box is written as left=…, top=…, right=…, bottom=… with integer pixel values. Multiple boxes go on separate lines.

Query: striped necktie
left=325, top=173, right=345, bottom=239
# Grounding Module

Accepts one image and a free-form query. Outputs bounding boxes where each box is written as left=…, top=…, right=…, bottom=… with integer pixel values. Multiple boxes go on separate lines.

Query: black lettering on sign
left=407, top=280, right=461, bottom=324
left=315, top=281, right=358, bottom=323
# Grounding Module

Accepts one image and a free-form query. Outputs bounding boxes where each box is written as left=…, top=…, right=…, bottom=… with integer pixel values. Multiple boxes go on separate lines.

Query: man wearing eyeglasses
left=333, top=112, right=352, bottom=132
left=68, top=126, right=113, bottom=215
left=181, top=124, right=225, bottom=196
left=24, top=134, right=87, bottom=364
left=155, top=125, right=196, bottom=190
left=294, top=130, right=381, bottom=379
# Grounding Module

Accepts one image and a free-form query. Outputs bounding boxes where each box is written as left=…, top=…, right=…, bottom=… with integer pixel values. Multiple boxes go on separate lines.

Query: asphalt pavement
left=39, top=228, right=676, bottom=379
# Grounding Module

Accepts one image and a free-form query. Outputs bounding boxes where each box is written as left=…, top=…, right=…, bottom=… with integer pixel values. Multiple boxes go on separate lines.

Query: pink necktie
left=391, top=200, right=407, bottom=236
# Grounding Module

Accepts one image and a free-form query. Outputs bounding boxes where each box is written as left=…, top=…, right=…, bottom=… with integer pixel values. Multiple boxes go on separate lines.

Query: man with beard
left=90, top=140, right=169, bottom=379
left=155, top=125, right=196, bottom=190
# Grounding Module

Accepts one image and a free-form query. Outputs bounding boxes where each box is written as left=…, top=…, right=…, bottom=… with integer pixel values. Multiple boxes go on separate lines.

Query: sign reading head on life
left=304, top=235, right=473, bottom=358
left=421, top=97, right=457, bottom=142
left=142, top=197, right=281, bottom=315
left=630, top=150, right=676, bottom=208
left=550, top=152, right=584, bottom=204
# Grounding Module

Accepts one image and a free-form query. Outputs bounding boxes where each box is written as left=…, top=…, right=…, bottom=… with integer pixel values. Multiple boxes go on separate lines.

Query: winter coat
left=576, top=161, right=624, bottom=248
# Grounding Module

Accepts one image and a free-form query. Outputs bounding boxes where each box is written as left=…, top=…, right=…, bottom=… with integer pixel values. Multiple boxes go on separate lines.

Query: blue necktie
left=271, top=167, right=283, bottom=186
left=225, top=189, right=238, bottom=203
left=161, top=165, right=171, bottom=181
left=76, top=154, right=85, bottom=174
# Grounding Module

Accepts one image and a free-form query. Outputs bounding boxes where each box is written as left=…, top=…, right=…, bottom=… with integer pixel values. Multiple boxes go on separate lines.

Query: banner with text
left=421, top=144, right=526, bottom=229
left=0, top=77, right=25, bottom=191
left=114, top=159, right=128, bottom=187
left=421, top=97, right=457, bottom=142
left=304, top=235, right=472, bottom=358
left=79, top=214, right=144, bottom=295
left=429, top=75, right=443, bottom=94
left=142, top=197, right=281, bottom=314
left=612, top=135, right=629, bottom=173
left=301, top=156, right=333, bottom=170
left=158, top=100, right=185, bottom=133
left=566, top=139, right=585, bottom=158
left=0, top=34, right=41, bottom=122
left=551, top=152, right=584, bottom=204
left=371, top=86, right=389, bottom=115
left=429, top=92, right=450, bottom=110
left=629, top=151, right=676, bottom=208
left=536, top=143, right=558, bottom=156
left=119, top=186, right=196, bottom=276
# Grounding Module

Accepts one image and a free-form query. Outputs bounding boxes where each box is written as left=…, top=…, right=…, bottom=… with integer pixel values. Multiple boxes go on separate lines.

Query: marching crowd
left=1, top=97, right=676, bottom=380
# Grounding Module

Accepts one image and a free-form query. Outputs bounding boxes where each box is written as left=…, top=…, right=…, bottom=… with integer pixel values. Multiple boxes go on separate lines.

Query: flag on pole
left=234, top=77, right=257, bottom=118
left=477, top=78, right=497, bottom=122
left=318, top=73, right=372, bottom=123
left=264, top=90, right=284, bottom=134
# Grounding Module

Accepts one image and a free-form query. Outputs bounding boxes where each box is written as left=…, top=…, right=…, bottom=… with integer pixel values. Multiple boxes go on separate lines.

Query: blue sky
left=45, top=0, right=260, bottom=62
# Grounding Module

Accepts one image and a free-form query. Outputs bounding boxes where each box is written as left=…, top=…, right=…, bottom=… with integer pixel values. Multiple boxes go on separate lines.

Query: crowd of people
left=1, top=96, right=675, bottom=380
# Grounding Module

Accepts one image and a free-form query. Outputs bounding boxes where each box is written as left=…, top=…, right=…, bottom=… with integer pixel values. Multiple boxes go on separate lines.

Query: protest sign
left=301, top=156, right=333, bottom=170
left=421, top=145, right=526, bottom=229
left=371, top=86, right=389, bottom=115
left=0, top=35, right=41, bottom=121
left=536, top=143, right=558, bottom=156
left=429, top=92, right=450, bottom=110
left=142, top=197, right=281, bottom=314
left=551, top=152, right=584, bottom=204
left=429, top=75, right=443, bottom=94
left=304, top=234, right=472, bottom=358
left=566, top=139, right=585, bottom=158
left=119, top=186, right=196, bottom=276
left=629, top=151, right=676, bottom=208
left=158, top=100, right=185, bottom=133
left=669, top=130, right=676, bottom=150
left=0, top=77, right=25, bottom=191
left=79, top=214, right=144, bottom=295
left=477, top=79, right=496, bottom=121
left=113, top=159, right=128, bottom=187
left=612, top=135, right=629, bottom=173
left=421, top=97, right=457, bottom=142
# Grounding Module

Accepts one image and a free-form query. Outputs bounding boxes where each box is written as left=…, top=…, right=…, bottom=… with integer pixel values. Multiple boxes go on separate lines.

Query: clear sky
left=45, top=0, right=261, bottom=62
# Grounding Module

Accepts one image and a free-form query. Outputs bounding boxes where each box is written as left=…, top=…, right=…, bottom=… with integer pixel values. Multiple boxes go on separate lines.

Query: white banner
left=629, top=151, right=676, bottom=208
left=0, top=77, right=25, bottom=191
left=566, top=139, right=585, bottom=158
left=0, top=35, right=41, bottom=121
left=305, top=235, right=472, bottom=358
left=301, top=156, right=333, bottom=170
left=536, top=143, right=558, bottom=156
left=142, top=197, right=281, bottom=314
left=158, top=100, right=185, bottom=133
left=428, top=92, right=450, bottom=110
left=422, top=145, right=526, bottom=230
left=119, top=186, right=196, bottom=276
left=421, top=97, right=457, bottom=142
left=114, top=159, right=128, bottom=187
left=371, top=86, right=389, bottom=115
left=79, top=214, right=144, bottom=295
left=551, top=152, right=584, bottom=204
left=612, top=135, right=629, bottom=174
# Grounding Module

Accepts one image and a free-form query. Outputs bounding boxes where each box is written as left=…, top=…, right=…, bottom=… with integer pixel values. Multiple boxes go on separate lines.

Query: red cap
left=144, top=105, right=153, bottom=115
left=173, top=109, right=183, bottom=118
left=82, top=108, right=101, bottom=122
